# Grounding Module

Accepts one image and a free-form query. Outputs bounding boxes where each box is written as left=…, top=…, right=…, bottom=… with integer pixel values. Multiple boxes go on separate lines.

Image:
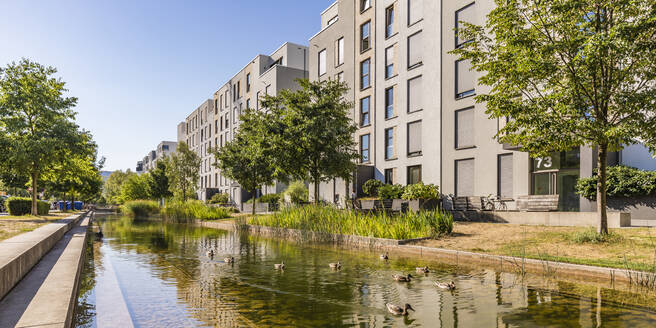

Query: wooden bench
left=517, top=195, right=559, bottom=211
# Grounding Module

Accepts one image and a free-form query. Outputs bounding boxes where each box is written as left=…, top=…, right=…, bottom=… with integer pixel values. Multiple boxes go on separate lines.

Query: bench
left=517, top=195, right=559, bottom=211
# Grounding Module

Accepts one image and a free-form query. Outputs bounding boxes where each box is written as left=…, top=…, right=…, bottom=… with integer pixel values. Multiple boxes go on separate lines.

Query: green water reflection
left=74, top=216, right=656, bottom=327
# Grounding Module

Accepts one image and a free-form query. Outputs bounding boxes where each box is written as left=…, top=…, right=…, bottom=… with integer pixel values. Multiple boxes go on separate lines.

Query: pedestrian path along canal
left=74, top=216, right=656, bottom=327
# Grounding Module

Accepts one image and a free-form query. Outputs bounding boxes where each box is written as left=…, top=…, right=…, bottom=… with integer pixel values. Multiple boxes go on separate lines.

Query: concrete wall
left=621, top=144, right=656, bottom=171
left=453, top=210, right=631, bottom=228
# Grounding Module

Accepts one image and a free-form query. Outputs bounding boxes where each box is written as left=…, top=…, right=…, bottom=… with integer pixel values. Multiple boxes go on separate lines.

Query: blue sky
left=0, top=0, right=333, bottom=171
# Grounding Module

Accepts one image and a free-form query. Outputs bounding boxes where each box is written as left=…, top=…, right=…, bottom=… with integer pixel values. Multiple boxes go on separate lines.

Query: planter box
left=408, top=199, right=439, bottom=212
left=241, top=202, right=270, bottom=213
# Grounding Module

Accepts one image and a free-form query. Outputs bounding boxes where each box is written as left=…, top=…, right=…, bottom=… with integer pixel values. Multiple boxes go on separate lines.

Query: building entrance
left=531, top=149, right=580, bottom=211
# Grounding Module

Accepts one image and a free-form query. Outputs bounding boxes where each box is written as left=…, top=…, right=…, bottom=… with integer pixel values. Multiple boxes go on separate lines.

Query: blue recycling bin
left=58, top=201, right=66, bottom=211
left=73, top=201, right=83, bottom=210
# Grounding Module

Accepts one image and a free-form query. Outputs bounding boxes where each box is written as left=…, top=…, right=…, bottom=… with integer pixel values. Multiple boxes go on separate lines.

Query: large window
left=408, top=31, right=423, bottom=68
left=360, top=21, right=371, bottom=52
left=455, top=107, right=475, bottom=148
left=385, top=5, right=395, bottom=38
left=385, top=127, right=395, bottom=159
left=360, top=134, right=370, bottom=163
left=456, top=3, right=476, bottom=47
left=360, top=96, right=370, bottom=126
left=361, top=59, right=371, bottom=89
left=318, top=49, right=327, bottom=76
left=456, top=59, right=475, bottom=98
left=407, top=75, right=422, bottom=112
left=385, top=46, right=395, bottom=78
left=385, top=168, right=395, bottom=184
left=408, top=165, right=422, bottom=184
left=246, top=73, right=251, bottom=92
left=407, top=120, right=422, bottom=156
left=385, top=87, right=394, bottom=119
left=336, top=37, right=344, bottom=66
left=360, top=0, right=371, bottom=12
left=455, top=158, right=475, bottom=196
left=408, top=0, right=423, bottom=25
left=498, top=154, right=513, bottom=198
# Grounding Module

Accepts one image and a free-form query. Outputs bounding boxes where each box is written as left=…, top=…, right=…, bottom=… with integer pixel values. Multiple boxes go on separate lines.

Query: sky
left=0, top=0, right=334, bottom=171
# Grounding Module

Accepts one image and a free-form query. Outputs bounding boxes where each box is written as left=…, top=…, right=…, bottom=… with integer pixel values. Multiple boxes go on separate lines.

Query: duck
left=380, top=252, right=389, bottom=260
left=206, top=249, right=215, bottom=258
left=416, top=266, right=429, bottom=274
left=386, top=303, right=415, bottom=316
left=393, top=274, right=413, bottom=282
left=274, top=261, right=285, bottom=270
left=329, top=261, right=341, bottom=269
left=435, top=281, right=456, bottom=290
left=94, top=226, right=103, bottom=240
left=224, top=256, right=235, bottom=263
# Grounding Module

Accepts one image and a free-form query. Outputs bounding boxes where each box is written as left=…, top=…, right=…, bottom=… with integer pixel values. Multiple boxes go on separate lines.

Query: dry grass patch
left=0, top=212, right=78, bottom=241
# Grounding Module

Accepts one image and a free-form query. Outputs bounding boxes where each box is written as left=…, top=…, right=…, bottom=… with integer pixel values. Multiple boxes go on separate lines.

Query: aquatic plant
left=162, top=200, right=231, bottom=222
left=120, top=200, right=160, bottom=218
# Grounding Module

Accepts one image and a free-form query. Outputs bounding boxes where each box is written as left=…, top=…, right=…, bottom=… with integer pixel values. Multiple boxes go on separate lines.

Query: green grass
left=120, top=200, right=160, bottom=218
left=249, top=205, right=453, bottom=240
left=162, top=200, right=231, bottom=222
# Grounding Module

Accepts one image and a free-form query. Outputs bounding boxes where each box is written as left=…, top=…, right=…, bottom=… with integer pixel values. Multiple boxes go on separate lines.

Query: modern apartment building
left=178, top=42, right=309, bottom=204
left=136, top=141, right=177, bottom=174
left=310, top=0, right=656, bottom=212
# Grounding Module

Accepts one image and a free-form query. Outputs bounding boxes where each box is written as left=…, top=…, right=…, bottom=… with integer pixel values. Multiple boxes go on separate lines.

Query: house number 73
left=536, top=156, right=553, bottom=169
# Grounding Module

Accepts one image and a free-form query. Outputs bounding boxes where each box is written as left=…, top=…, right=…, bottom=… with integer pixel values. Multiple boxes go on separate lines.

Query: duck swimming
left=274, top=261, right=285, bottom=270
left=393, top=274, right=413, bottom=282
left=416, top=266, right=429, bottom=274
left=224, top=256, right=234, bottom=263
left=386, top=303, right=415, bottom=316
left=435, top=281, right=456, bottom=290
left=380, top=252, right=389, bottom=260
left=329, top=261, right=341, bottom=269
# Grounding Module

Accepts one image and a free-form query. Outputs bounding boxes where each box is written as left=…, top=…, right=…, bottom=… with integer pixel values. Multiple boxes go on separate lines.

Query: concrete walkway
left=0, top=215, right=90, bottom=328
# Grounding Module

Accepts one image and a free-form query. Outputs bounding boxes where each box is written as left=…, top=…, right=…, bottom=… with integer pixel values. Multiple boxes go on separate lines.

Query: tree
left=148, top=159, right=172, bottom=203
left=212, top=108, right=277, bottom=215
left=103, top=170, right=136, bottom=204
left=120, top=173, right=151, bottom=202
left=0, top=59, right=81, bottom=215
left=453, top=0, right=656, bottom=234
left=261, top=79, right=358, bottom=204
left=166, top=142, right=200, bottom=201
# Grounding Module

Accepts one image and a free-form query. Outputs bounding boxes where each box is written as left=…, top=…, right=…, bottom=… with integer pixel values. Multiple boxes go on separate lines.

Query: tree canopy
left=166, top=142, right=200, bottom=201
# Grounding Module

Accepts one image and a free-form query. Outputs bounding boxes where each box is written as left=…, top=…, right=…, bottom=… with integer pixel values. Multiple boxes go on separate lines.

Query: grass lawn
left=0, top=211, right=80, bottom=241
left=413, top=222, right=656, bottom=272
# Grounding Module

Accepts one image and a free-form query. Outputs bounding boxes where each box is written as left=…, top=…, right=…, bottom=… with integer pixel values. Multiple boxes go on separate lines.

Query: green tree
left=453, top=0, right=656, bottom=234
left=165, top=142, right=200, bottom=201
left=103, top=170, right=136, bottom=204
left=120, top=173, right=151, bottom=202
left=0, top=59, right=81, bottom=215
left=261, top=79, right=358, bottom=204
left=212, top=108, right=277, bottom=215
left=148, top=159, right=173, bottom=202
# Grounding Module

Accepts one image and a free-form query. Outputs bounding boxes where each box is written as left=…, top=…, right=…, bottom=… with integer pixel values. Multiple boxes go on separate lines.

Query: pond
left=74, top=216, right=656, bottom=327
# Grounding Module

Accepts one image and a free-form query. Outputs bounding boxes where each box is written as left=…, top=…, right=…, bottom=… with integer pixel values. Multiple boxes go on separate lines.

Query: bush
left=162, top=200, right=230, bottom=222
left=363, top=179, right=384, bottom=197
left=378, top=184, right=405, bottom=199
left=259, top=193, right=281, bottom=204
left=208, top=193, right=230, bottom=204
left=6, top=197, right=50, bottom=216
left=569, top=228, right=623, bottom=244
left=576, top=165, right=656, bottom=201
left=283, top=181, right=309, bottom=204
left=401, top=182, right=440, bottom=200
left=120, top=200, right=159, bottom=218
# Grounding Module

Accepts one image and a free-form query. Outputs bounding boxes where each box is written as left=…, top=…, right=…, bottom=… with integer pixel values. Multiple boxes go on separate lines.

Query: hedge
left=576, top=165, right=656, bottom=201
left=6, top=197, right=50, bottom=216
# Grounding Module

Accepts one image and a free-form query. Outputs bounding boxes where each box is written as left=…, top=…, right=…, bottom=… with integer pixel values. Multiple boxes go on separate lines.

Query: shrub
left=576, top=165, right=656, bottom=200
left=120, top=200, right=159, bottom=218
left=569, top=228, right=623, bottom=244
left=362, top=179, right=384, bottom=197
left=259, top=193, right=281, bottom=204
left=283, top=181, right=309, bottom=204
left=6, top=197, right=50, bottom=216
left=208, top=193, right=230, bottom=204
left=162, top=200, right=230, bottom=222
left=401, top=182, right=440, bottom=200
left=378, top=184, right=405, bottom=199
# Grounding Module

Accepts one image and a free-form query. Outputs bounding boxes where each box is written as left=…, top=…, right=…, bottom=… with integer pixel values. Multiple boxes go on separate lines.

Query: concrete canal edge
left=196, top=219, right=644, bottom=285
left=0, top=212, right=91, bottom=328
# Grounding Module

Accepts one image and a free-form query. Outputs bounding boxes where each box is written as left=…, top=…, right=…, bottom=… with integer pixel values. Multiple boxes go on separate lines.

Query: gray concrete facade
left=136, top=140, right=177, bottom=174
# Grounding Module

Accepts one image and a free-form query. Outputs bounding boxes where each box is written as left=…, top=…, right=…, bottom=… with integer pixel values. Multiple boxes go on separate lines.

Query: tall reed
left=162, top=200, right=231, bottom=222
left=120, top=200, right=160, bottom=218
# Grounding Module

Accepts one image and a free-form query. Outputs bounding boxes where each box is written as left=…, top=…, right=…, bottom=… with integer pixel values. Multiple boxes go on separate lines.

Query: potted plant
left=402, top=182, right=440, bottom=212
left=378, top=184, right=405, bottom=211
left=361, top=179, right=383, bottom=210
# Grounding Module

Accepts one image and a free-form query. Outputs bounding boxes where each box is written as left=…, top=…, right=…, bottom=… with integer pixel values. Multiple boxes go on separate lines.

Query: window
left=408, top=31, right=423, bottom=68
left=407, top=120, right=422, bottom=156
left=408, top=0, right=423, bottom=25
left=237, top=81, right=241, bottom=98
left=385, top=87, right=394, bottom=119
left=318, top=49, right=327, bottom=76
left=456, top=3, right=476, bottom=47
left=455, top=107, right=475, bottom=148
left=360, top=97, right=370, bottom=126
left=360, top=134, right=370, bottom=163
left=336, top=71, right=344, bottom=82
left=214, top=99, right=218, bottom=114
left=272, top=57, right=283, bottom=67
left=385, top=127, right=395, bottom=159
left=265, top=84, right=270, bottom=95
left=163, top=145, right=169, bottom=151
left=337, top=37, right=344, bottom=66
left=360, top=0, right=371, bottom=11
left=327, top=15, right=338, bottom=26
left=225, top=90, right=229, bottom=107
left=385, top=5, right=395, bottom=37
left=385, top=46, right=394, bottom=78
left=407, top=75, right=422, bottom=112
left=360, top=21, right=371, bottom=52
left=408, top=165, right=422, bottom=184
left=246, top=73, right=251, bottom=92
left=455, top=159, right=475, bottom=196
left=256, top=91, right=260, bottom=110
left=456, top=59, right=475, bottom=98
left=246, top=98, right=251, bottom=109
left=385, top=168, right=394, bottom=184
left=361, top=59, right=371, bottom=89
left=220, top=95, right=223, bottom=110
left=233, top=107, right=238, bottom=123
left=498, top=154, right=513, bottom=198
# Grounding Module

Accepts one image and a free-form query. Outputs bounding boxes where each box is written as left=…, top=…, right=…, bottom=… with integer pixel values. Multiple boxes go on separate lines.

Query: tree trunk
left=252, top=189, right=257, bottom=216
left=597, top=143, right=609, bottom=235
left=31, top=170, right=38, bottom=216
left=313, top=176, right=320, bottom=205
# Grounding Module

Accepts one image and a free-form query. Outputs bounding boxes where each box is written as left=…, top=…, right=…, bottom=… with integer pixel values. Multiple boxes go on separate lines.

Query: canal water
left=74, top=216, right=656, bottom=327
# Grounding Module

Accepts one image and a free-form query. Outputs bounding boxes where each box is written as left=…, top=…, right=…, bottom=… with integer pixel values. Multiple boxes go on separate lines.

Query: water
left=74, top=216, right=656, bottom=327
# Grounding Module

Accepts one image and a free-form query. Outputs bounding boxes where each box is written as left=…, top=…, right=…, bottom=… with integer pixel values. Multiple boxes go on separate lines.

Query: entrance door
left=532, top=171, right=557, bottom=195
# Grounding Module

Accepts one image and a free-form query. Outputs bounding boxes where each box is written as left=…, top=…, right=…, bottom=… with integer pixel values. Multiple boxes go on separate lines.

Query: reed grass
left=120, top=200, right=160, bottom=218
left=249, top=205, right=453, bottom=240
left=162, top=200, right=231, bottom=222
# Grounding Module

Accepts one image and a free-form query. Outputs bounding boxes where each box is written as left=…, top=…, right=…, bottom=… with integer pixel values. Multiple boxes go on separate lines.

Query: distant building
left=136, top=141, right=177, bottom=173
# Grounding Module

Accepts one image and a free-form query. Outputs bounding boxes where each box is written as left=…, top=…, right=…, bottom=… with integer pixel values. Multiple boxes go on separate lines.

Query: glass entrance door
left=532, top=172, right=557, bottom=195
